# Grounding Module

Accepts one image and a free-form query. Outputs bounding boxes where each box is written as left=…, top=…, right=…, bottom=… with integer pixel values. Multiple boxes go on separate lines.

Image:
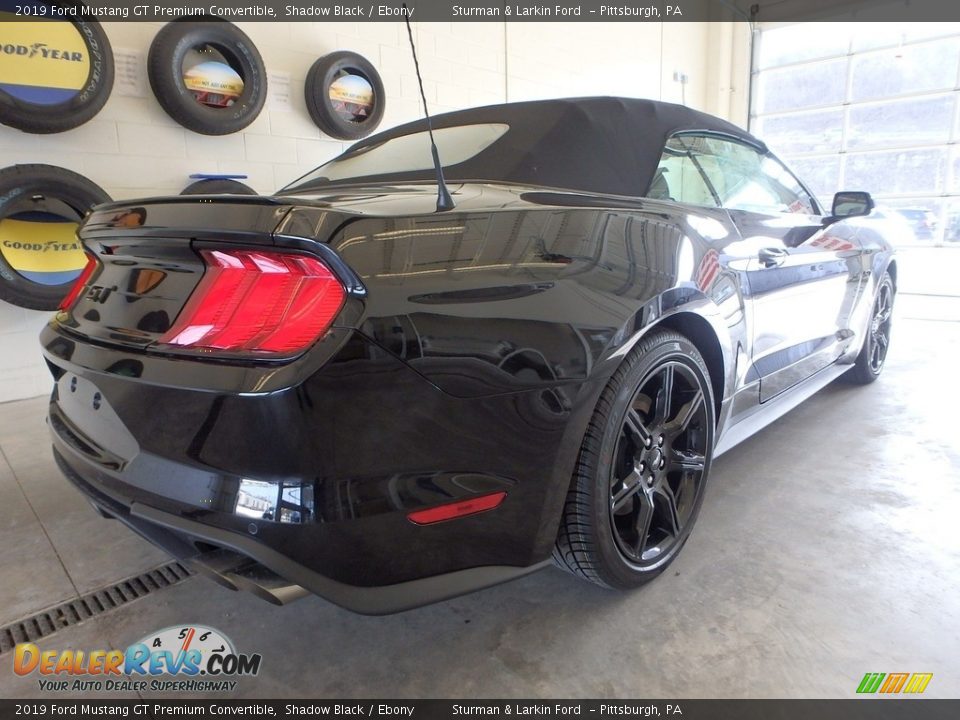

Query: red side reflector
left=407, top=491, right=507, bottom=525
left=58, top=252, right=99, bottom=311
left=158, top=249, right=345, bottom=355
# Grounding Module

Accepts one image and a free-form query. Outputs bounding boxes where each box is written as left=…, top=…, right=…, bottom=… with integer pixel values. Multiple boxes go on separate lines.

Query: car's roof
left=304, top=97, right=761, bottom=199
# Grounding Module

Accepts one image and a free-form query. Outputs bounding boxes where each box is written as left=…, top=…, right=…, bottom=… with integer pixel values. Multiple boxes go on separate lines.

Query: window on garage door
left=751, top=22, right=960, bottom=244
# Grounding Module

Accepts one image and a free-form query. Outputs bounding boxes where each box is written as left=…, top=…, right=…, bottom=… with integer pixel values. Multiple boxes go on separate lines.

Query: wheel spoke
left=654, top=481, right=682, bottom=538
left=612, top=469, right=644, bottom=513
left=624, top=408, right=653, bottom=449
left=665, top=387, right=704, bottom=435
left=654, top=365, right=675, bottom=423
left=876, top=286, right=893, bottom=323
left=676, top=471, right=695, bottom=514
left=633, top=489, right=655, bottom=555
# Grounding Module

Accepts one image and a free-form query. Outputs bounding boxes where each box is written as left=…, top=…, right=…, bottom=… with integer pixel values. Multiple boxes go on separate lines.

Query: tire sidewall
left=590, top=335, right=716, bottom=587
left=0, top=165, right=110, bottom=310
left=148, top=21, right=266, bottom=135
left=180, top=178, right=257, bottom=195
left=305, top=51, right=385, bottom=140
left=0, top=13, right=114, bottom=134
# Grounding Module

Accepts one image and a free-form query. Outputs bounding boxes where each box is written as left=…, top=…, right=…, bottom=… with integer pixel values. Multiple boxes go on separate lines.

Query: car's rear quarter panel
left=44, top=192, right=744, bottom=591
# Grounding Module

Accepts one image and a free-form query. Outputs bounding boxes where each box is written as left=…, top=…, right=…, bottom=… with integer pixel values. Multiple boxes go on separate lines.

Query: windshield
left=283, top=123, right=510, bottom=191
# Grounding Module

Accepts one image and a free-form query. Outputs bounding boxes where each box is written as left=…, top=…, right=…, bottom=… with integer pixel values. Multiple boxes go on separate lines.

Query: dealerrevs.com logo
left=14, top=625, right=262, bottom=693
left=856, top=672, right=933, bottom=694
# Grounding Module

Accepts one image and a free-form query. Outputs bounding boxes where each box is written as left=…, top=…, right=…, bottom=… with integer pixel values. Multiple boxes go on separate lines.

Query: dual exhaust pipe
left=184, top=548, right=309, bottom=606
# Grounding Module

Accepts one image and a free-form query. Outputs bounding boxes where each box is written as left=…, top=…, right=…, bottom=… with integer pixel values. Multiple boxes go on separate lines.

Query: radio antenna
left=402, top=4, right=455, bottom=212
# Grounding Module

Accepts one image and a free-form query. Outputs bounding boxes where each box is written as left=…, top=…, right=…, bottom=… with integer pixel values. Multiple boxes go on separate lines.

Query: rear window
left=283, top=123, right=509, bottom=190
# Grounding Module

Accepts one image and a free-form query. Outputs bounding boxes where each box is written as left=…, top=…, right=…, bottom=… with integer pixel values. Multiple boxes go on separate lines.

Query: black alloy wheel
left=868, top=279, right=893, bottom=373
left=846, top=271, right=894, bottom=385
left=609, top=361, right=710, bottom=567
left=554, top=329, right=715, bottom=588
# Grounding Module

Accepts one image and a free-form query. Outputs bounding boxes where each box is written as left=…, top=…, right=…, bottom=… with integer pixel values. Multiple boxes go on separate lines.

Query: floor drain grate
left=0, top=561, right=193, bottom=655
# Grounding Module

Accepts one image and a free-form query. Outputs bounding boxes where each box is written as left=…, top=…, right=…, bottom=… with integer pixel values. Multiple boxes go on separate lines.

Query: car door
left=668, top=133, right=861, bottom=403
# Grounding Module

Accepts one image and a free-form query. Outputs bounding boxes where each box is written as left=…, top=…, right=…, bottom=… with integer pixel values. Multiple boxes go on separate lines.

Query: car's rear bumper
left=52, top=442, right=549, bottom=615
left=42, top=326, right=581, bottom=613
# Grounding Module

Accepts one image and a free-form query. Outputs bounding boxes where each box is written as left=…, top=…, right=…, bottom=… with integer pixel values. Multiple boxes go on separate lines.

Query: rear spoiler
left=79, top=196, right=366, bottom=297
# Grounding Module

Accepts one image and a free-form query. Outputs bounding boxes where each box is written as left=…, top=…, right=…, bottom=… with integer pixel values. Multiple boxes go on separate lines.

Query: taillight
left=58, top=252, right=99, bottom=311
left=157, top=249, right=345, bottom=356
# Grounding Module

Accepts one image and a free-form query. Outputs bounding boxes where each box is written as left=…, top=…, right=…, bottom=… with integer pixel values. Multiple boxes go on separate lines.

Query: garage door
left=751, top=22, right=960, bottom=246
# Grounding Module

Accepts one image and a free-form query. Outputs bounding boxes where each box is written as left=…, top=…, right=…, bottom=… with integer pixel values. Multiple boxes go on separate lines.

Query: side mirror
left=832, top=191, right=874, bottom=218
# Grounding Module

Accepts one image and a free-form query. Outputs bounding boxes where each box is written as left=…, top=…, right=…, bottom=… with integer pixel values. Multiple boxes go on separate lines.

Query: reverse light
left=58, top=253, right=99, bottom=311
left=407, top=492, right=507, bottom=525
left=158, top=249, right=346, bottom=355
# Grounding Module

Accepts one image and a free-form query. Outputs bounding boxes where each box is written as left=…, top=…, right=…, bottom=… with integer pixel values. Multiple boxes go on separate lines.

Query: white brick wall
left=0, top=20, right=717, bottom=404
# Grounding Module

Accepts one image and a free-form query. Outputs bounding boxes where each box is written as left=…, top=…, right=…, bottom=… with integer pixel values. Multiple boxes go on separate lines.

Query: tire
left=180, top=178, right=257, bottom=195
left=0, top=8, right=114, bottom=134
left=844, top=271, right=895, bottom=385
left=554, top=329, right=716, bottom=589
left=0, top=164, right=110, bottom=310
left=305, top=51, right=385, bottom=140
left=148, top=20, right=266, bottom=136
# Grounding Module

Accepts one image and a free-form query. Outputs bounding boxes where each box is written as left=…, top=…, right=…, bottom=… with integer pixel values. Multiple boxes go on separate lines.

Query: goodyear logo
left=0, top=214, right=85, bottom=286
left=0, top=42, right=83, bottom=62
left=0, top=20, right=90, bottom=105
left=857, top=672, right=933, bottom=694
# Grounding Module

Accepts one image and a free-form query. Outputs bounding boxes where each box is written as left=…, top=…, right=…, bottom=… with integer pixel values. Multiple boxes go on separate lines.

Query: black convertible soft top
left=286, top=97, right=761, bottom=198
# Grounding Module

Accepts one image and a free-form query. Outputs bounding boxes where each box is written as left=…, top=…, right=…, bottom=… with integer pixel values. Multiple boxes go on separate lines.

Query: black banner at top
left=1, top=0, right=959, bottom=23
left=0, top=700, right=958, bottom=720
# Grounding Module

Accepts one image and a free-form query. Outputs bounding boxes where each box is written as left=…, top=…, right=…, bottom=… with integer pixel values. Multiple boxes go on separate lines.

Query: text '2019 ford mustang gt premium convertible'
left=42, top=98, right=897, bottom=614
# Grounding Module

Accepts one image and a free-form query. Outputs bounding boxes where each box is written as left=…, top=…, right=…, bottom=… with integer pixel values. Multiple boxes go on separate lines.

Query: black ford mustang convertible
left=43, top=98, right=896, bottom=613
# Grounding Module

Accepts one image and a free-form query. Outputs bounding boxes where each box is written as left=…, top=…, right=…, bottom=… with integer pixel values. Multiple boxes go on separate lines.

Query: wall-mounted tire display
left=148, top=19, right=266, bottom=136
left=305, top=51, right=385, bottom=140
left=0, top=3, right=114, bottom=134
left=0, top=164, right=110, bottom=310
left=181, top=178, right=257, bottom=195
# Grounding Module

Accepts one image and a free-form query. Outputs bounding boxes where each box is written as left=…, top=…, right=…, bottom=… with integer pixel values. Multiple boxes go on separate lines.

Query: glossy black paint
left=43, top=115, right=897, bottom=613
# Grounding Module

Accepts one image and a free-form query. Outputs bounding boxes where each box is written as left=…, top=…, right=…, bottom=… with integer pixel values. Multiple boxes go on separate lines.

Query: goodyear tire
left=305, top=51, right=385, bottom=140
left=0, top=164, right=110, bottom=310
left=0, top=3, right=114, bottom=134
left=148, top=20, right=266, bottom=136
left=181, top=178, right=257, bottom=195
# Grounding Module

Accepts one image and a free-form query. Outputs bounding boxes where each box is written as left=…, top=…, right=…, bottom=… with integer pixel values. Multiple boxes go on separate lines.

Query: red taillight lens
left=58, top=252, right=99, bottom=311
left=407, top=492, right=507, bottom=525
left=158, top=249, right=345, bottom=355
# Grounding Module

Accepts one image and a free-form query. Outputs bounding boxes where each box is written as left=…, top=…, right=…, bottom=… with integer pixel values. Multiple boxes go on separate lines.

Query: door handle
left=759, top=247, right=788, bottom=267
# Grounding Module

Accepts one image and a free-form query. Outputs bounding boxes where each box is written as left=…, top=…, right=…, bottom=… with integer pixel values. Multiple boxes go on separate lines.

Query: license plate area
left=54, top=373, right=139, bottom=466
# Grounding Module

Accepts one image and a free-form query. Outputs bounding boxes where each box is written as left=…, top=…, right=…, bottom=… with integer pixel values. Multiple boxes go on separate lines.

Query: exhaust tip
left=230, top=564, right=309, bottom=606
left=187, top=547, right=307, bottom=604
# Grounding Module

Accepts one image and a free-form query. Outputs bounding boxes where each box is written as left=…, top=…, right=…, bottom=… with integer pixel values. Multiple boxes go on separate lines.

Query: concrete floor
left=1, top=285, right=958, bottom=698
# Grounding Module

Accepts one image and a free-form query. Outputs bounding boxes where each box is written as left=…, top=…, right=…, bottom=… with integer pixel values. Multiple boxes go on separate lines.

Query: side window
left=667, top=135, right=818, bottom=215
left=647, top=138, right=719, bottom=207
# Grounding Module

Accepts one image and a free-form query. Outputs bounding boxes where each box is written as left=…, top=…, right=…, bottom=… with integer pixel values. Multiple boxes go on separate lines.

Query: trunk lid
left=61, top=197, right=317, bottom=351
left=57, top=185, right=531, bottom=352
